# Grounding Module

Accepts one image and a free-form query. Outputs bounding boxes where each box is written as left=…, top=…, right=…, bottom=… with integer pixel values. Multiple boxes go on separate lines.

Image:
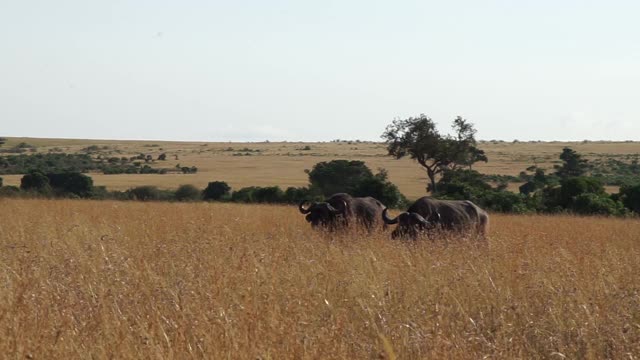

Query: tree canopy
left=381, top=115, right=487, bottom=193
left=555, top=147, right=590, bottom=178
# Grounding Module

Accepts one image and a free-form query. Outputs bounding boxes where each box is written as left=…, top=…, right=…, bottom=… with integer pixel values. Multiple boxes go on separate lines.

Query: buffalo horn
left=428, top=211, right=441, bottom=223
left=413, top=213, right=430, bottom=226
left=299, top=200, right=312, bottom=214
left=382, top=208, right=400, bottom=224
left=336, top=200, right=347, bottom=214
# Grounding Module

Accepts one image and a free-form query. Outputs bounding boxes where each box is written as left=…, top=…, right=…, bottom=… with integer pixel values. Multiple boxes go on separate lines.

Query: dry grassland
left=1, top=199, right=639, bottom=359
left=2, top=137, right=640, bottom=199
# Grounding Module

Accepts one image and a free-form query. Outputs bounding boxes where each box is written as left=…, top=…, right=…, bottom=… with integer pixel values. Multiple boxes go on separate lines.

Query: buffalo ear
left=428, top=211, right=441, bottom=223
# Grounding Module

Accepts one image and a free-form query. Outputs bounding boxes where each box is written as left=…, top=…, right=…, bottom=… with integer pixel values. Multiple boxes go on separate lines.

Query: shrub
left=127, top=186, right=161, bottom=201
left=231, top=187, right=258, bottom=203
left=231, top=186, right=286, bottom=203
left=174, top=184, right=201, bottom=202
left=519, top=181, right=537, bottom=196
left=181, top=166, right=198, bottom=174
left=140, top=165, right=165, bottom=174
left=433, top=169, right=491, bottom=203
left=252, top=186, right=285, bottom=203
left=0, top=185, right=21, bottom=197
left=537, top=186, right=565, bottom=213
left=558, top=177, right=605, bottom=207
left=351, top=176, right=408, bottom=209
left=477, top=191, right=528, bottom=213
left=307, top=160, right=374, bottom=196
left=436, top=169, right=492, bottom=199
left=283, top=187, right=321, bottom=203
left=20, top=171, right=51, bottom=194
left=571, top=193, right=626, bottom=216
left=619, top=183, right=640, bottom=213
left=305, top=160, right=407, bottom=207
left=519, top=169, right=550, bottom=195
left=202, top=181, right=231, bottom=201
left=90, top=186, right=111, bottom=200
left=0, top=153, right=95, bottom=175
left=47, top=172, right=94, bottom=198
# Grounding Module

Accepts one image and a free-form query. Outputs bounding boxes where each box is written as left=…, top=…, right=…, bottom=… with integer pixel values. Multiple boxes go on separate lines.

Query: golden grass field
left=1, top=199, right=639, bottom=359
left=2, top=137, right=639, bottom=199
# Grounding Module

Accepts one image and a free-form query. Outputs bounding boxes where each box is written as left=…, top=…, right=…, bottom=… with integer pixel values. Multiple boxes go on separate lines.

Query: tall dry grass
left=0, top=199, right=639, bottom=359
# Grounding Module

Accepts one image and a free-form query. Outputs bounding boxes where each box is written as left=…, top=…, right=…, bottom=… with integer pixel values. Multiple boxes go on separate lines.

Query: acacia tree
left=381, top=114, right=487, bottom=193
left=449, top=116, right=487, bottom=169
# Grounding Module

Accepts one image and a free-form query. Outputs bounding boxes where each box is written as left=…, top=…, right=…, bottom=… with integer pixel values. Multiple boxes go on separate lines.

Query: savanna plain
left=3, top=137, right=639, bottom=198
left=1, top=199, right=639, bottom=359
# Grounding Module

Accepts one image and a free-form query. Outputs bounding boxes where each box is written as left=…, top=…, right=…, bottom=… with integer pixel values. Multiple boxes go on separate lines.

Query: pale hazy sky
left=1, top=1, right=639, bottom=142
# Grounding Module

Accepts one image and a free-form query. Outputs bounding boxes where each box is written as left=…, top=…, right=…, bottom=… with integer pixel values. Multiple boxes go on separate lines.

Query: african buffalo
left=382, top=197, right=489, bottom=239
left=299, top=193, right=385, bottom=232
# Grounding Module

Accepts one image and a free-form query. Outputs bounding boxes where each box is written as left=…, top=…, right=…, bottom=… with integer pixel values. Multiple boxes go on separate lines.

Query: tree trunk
left=426, top=166, right=437, bottom=194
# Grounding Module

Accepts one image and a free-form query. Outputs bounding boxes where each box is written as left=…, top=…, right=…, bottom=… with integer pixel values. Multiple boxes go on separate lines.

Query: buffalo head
left=299, top=199, right=347, bottom=229
left=382, top=208, right=440, bottom=240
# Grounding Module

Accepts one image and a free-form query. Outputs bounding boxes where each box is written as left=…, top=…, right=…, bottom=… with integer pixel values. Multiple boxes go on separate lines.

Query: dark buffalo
left=382, top=197, right=489, bottom=239
left=299, top=193, right=385, bottom=231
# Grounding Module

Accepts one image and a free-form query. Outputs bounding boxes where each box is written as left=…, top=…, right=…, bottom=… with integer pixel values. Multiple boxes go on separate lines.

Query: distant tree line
left=2, top=118, right=640, bottom=217
left=0, top=153, right=197, bottom=175
left=2, top=149, right=638, bottom=217
left=381, top=115, right=640, bottom=216
left=0, top=140, right=37, bottom=154
left=0, top=160, right=409, bottom=208
left=426, top=146, right=640, bottom=216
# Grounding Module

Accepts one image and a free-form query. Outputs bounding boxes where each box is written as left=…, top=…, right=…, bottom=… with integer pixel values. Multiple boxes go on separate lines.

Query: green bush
left=231, top=187, right=258, bottom=203
left=558, top=177, right=605, bottom=207
left=283, top=186, right=323, bottom=203
left=619, top=183, right=640, bottom=213
left=477, top=190, right=528, bottom=213
left=304, top=160, right=408, bottom=208
left=434, top=169, right=492, bottom=206
left=0, top=186, right=21, bottom=197
left=518, top=181, right=537, bottom=196
left=519, top=169, right=551, bottom=195
left=307, top=160, right=374, bottom=196
left=570, top=193, right=626, bottom=216
left=230, top=186, right=287, bottom=203
left=352, top=176, right=408, bottom=209
left=202, top=181, right=231, bottom=201
left=252, top=186, right=285, bottom=203
left=0, top=153, right=94, bottom=175
left=436, top=169, right=492, bottom=199
left=175, top=184, right=201, bottom=202
left=90, top=186, right=111, bottom=200
left=20, top=171, right=51, bottom=194
left=127, top=186, right=162, bottom=201
left=537, top=186, right=565, bottom=213
left=47, top=172, right=94, bottom=198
